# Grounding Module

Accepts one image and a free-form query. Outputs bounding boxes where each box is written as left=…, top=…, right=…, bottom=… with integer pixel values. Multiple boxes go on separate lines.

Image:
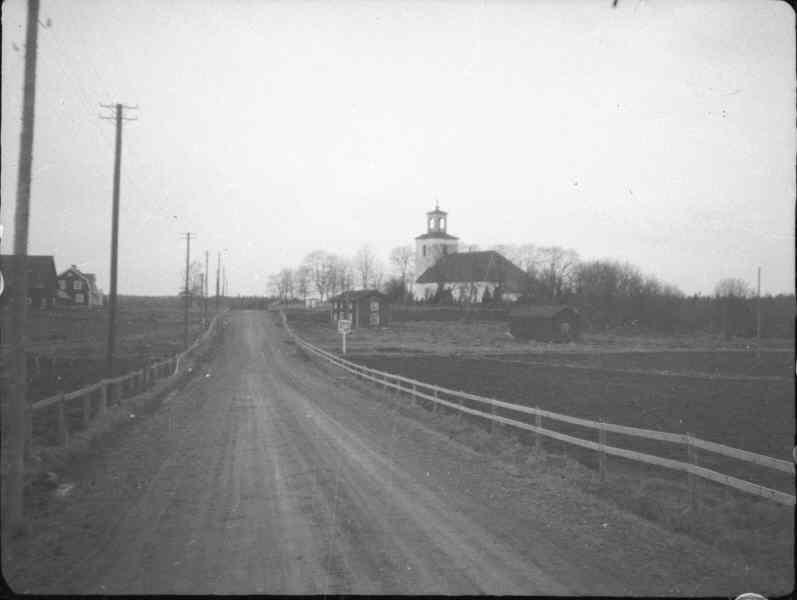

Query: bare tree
left=278, top=268, right=294, bottom=300
left=354, top=244, right=379, bottom=289
left=714, top=278, right=753, bottom=298
left=389, top=245, right=414, bottom=293
left=537, top=246, right=579, bottom=302
left=302, top=250, right=332, bottom=301
left=294, top=265, right=311, bottom=302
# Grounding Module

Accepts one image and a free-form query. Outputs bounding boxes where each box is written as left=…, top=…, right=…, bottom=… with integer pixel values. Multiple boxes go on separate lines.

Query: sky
left=1, top=0, right=794, bottom=296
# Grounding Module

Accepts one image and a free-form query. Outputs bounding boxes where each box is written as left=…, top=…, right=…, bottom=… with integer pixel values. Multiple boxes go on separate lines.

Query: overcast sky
left=2, top=0, right=794, bottom=296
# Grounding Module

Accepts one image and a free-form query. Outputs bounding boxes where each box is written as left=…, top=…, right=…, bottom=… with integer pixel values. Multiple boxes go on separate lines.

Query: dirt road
left=4, top=311, right=783, bottom=595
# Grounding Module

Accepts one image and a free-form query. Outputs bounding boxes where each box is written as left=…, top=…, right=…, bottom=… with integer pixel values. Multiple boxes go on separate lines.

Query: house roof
left=415, top=232, right=459, bottom=240
left=416, top=250, right=528, bottom=291
left=508, top=305, right=578, bottom=319
left=0, top=255, right=57, bottom=286
left=329, top=289, right=387, bottom=303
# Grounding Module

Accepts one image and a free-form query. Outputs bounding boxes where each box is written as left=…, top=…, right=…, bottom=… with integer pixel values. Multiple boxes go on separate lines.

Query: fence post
left=598, top=419, right=607, bottom=482
left=535, top=409, right=542, bottom=453
left=433, top=389, right=438, bottom=413
left=24, top=404, right=33, bottom=460
left=98, top=381, right=107, bottom=416
left=411, top=382, right=416, bottom=407
left=687, top=433, right=697, bottom=512
left=57, top=394, right=69, bottom=447
left=82, top=391, right=91, bottom=429
left=490, top=401, right=497, bottom=435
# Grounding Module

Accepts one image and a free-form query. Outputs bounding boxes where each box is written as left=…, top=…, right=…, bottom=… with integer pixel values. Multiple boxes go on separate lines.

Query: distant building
left=415, top=249, right=528, bottom=303
left=329, top=289, right=390, bottom=329
left=412, top=205, right=528, bottom=303
left=0, top=254, right=58, bottom=310
left=508, top=305, right=581, bottom=342
left=415, top=203, right=459, bottom=282
left=56, top=265, right=104, bottom=307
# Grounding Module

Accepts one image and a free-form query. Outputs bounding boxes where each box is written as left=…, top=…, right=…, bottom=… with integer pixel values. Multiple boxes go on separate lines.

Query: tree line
left=267, top=245, right=415, bottom=304
left=268, top=242, right=794, bottom=338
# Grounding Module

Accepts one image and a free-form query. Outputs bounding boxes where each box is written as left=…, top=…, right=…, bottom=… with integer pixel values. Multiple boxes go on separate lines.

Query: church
left=413, top=204, right=528, bottom=303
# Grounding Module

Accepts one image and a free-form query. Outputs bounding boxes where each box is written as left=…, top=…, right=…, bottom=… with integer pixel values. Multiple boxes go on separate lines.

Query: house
left=412, top=204, right=528, bottom=303
left=0, top=254, right=58, bottom=309
left=56, top=265, right=104, bottom=307
left=415, top=250, right=529, bottom=303
left=329, top=289, right=390, bottom=329
left=508, top=305, right=581, bottom=342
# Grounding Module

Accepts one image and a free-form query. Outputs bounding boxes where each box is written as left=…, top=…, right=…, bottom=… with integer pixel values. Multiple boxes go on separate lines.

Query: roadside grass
left=411, top=394, right=793, bottom=579
left=17, top=321, right=224, bottom=522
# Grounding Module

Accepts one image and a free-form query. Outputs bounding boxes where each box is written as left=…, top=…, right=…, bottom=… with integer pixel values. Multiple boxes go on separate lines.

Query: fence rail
left=29, top=311, right=227, bottom=446
left=281, top=311, right=795, bottom=507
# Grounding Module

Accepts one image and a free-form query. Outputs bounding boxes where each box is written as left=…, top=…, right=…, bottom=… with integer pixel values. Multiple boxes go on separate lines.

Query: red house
left=56, top=265, right=104, bottom=307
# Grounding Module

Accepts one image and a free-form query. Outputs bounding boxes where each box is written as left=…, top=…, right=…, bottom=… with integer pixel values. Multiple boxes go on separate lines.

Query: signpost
left=337, top=318, right=351, bottom=355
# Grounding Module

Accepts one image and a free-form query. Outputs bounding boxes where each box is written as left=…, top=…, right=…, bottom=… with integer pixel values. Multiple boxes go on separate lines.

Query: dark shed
left=508, top=305, right=581, bottom=342
left=329, top=289, right=390, bottom=329
left=0, top=255, right=58, bottom=310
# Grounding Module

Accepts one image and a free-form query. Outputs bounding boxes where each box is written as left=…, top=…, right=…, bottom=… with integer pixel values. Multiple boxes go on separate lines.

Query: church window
left=422, top=245, right=426, bottom=257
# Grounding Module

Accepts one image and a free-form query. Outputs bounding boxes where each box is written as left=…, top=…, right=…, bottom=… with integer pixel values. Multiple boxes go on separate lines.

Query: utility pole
left=756, top=266, right=762, bottom=358
left=182, top=233, right=193, bottom=349
left=3, top=0, right=40, bottom=539
left=204, top=250, right=209, bottom=325
left=100, top=102, right=137, bottom=378
left=215, top=251, right=220, bottom=312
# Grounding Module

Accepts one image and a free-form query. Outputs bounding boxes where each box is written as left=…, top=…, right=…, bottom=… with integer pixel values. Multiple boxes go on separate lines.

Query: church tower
left=414, top=203, right=459, bottom=280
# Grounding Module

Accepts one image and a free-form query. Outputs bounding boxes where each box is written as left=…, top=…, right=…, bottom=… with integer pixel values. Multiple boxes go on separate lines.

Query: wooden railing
left=29, top=311, right=227, bottom=447
left=281, top=312, right=795, bottom=507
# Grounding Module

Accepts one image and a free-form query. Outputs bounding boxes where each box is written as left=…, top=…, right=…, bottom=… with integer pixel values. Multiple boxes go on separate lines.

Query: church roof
left=416, top=250, right=528, bottom=291
left=415, top=232, right=459, bottom=240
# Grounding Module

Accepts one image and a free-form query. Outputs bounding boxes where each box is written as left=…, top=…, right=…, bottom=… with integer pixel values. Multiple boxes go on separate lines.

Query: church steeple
left=426, top=203, right=448, bottom=235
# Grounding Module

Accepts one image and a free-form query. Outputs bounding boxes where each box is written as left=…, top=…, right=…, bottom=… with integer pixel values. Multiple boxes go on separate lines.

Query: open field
left=1, top=297, right=217, bottom=404
left=286, top=312, right=795, bottom=474
left=287, top=311, right=794, bottom=377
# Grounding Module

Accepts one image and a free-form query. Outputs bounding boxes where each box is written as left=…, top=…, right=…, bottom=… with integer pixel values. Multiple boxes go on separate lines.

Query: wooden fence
left=281, top=311, right=795, bottom=507
left=29, top=311, right=227, bottom=447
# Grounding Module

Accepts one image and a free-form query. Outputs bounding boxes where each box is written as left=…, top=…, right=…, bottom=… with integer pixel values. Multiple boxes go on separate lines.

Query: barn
left=329, top=289, right=390, bottom=329
left=508, top=305, right=581, bottom=342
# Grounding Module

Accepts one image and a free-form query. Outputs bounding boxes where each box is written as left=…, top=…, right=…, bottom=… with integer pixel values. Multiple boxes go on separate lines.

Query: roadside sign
left=338, top=319, right=351, bottom=355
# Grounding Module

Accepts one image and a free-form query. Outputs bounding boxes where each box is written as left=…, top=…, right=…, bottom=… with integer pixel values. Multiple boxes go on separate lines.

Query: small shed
left=329, top=290, right=390, bottom=329
left=508, top=305, right=581, bottom=342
